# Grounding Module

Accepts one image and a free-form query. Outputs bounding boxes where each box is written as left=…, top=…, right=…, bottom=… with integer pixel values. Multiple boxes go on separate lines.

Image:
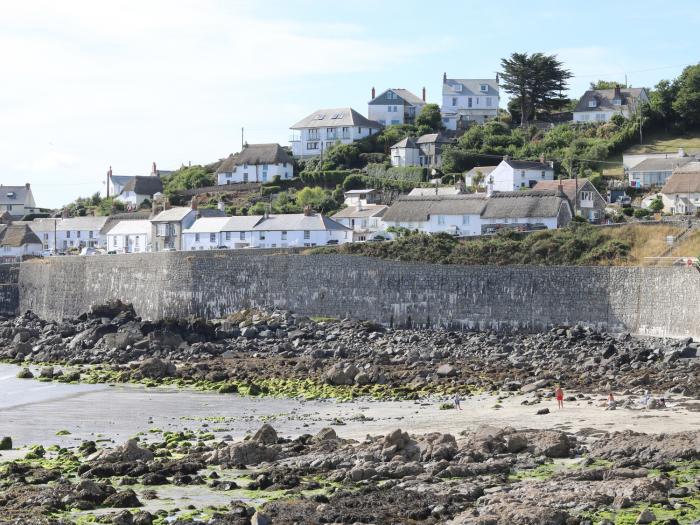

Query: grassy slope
left=625, top=130, right=700, bottom=154
left=610, top=224, right=685, bottom=264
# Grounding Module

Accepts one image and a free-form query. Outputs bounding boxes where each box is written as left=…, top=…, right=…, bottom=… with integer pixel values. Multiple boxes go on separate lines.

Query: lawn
left=624, top=130, right=700, bottom=154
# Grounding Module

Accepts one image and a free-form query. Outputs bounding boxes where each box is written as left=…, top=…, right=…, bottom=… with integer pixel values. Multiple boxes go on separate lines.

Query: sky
left=1, top=0, right=698, bottom=208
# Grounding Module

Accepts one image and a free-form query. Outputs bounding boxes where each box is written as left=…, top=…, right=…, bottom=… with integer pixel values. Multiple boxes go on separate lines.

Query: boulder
left=325, top=363, right=358, bottom=386
left=90, top=300, right=135, bottom=319
left=92, top=439, right=154, bottom=463
left=103, top=489, right=142, bottom=508
left=137, top=358, right=176, bottom=379
left=110, top=510, right=134, bottom=525
left=0, top=436, right=12, bottom=450
left=252, top=424, right=278, bottom=445
left=436, top=364, right=457, bottom=377
left=635, top=509, right=656, bottom=524
left=314, top=427, right=337, bottom=441
left=39, top=366, right=54, bottom=379
left=251, top=512, right=271, bottom=525
left=16, top=368, right=34, bottom=379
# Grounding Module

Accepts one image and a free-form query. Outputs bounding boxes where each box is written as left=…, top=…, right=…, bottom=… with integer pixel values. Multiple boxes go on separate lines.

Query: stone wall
left=0, top=263, right=20, bottom=316
left=13, top=251, right=700, bottom=338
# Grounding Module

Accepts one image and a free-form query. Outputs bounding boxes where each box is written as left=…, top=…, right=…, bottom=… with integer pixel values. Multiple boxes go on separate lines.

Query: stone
left=252, top=424, right=278, bottom=445
left=137, top=358, right=176, bottom=379
left=111, top=510, right=134, bottom=525
left=315, top=427, right=337, bottom=441
left=92, top=439, right=154, bottom=463
left=39, top=366, right=54, bottom=378
left=436, top=364, right=457, bottom=377
left=16, top=368, right=33, bottom=379
left=251, top=511, right=271, bottom=525
left=103, top=489, right=142, bottom=508
left=635, top=509, right=656, bottom=524
left=0, top=437, right=12, bottom=450
left=536, top=408, right=550, bottom=415
left=132, top=511, right=153, bottom=525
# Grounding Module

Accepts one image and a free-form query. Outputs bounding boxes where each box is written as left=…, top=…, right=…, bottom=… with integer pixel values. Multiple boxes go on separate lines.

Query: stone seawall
left=0, top=263, right=20, bottom=316
left=11, top=251, right=700, bottom=338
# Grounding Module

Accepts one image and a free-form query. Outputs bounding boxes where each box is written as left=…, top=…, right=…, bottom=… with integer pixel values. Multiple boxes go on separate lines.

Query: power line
left=570, top=63, right=690, bottom=80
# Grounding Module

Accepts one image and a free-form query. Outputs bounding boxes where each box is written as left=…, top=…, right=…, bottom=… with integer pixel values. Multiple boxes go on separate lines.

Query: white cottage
left=382, top=195, right=487, bottom=236
left=331, top=204, right=388, bottom=241
left=216, top=143, right=294, bottom=185
left=572, top=86, right=649, bottom=123
left=660, top=162, right=700, bottom=214
left=290, top=108, right=381, bottom=158
left=0, top=224, right=43, bottom=261
left=487, top=156, right=555, bottom=192
left=55, top=216, right=113, bottom=251
left=106, top=220, right=152, bottom=253
left=0, top=184, right=39, bottom=218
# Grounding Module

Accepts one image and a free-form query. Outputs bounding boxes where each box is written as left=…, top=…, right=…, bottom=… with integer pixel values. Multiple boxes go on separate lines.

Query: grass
left=610, top=224, right=685, bottom=264
left=625, top=130, right=700, bottom=154
left=669, top=229, right=700, bottom=258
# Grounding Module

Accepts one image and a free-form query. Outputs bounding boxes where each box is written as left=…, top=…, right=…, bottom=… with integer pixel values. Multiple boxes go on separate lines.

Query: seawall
left=4, top=251, right=699, bottom=338
left=0, top=263, right=19, bottom=316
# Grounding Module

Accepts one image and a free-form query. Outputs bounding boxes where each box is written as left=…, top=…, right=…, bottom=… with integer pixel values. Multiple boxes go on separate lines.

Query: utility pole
left=241, top=127, right=244, bottom=150
left=53, top=218, right=57, bottom=255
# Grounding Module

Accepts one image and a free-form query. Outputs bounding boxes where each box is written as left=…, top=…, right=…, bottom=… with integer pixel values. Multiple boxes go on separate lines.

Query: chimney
left=151, top=161, right=157, bottom=176
left=25, top=183, right=30, bottom=189
left=371, top=86, right=376, bottom=99
left=443, top=72, right=447, bottom=83
left=503, top=154, right=510, bottom=163
left=190, top=197, right=198, bottom=211
left=422, top=86, right=426, bottom=101
left=61, top=208, right=70, bottom=219
left=486, top=176, right=494, bottom=197
left=539, top=153, right=545, bottom=164
left=217, top=200, right=225, bottom=212
left=303, top=205, right=312, bottom=216
left=614, top=85, right=621, bottom=98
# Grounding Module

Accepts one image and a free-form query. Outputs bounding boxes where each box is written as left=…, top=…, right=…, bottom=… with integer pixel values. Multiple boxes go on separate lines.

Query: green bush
left=299, top=170, right=353, bottom=188
left=261, top=185, right=281, bottom=196
left=633, top=208, right=651, bottom=218
left=366, top=164, right=426, bottom=182
left=622, top=207, right=634, bottom=217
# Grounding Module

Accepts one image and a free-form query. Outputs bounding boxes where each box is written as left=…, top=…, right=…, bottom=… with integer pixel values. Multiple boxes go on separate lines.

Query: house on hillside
left=382, top=195, right=487, bottom=236
left=367, top=87, right=426, bottom=126
left=106, top=220, right=153, bottom=253
left=390, top=133, right=455, bottom=168
left=0, top=184, right=39, bottom=218
left=533, top=178, right=606, bottom=222
left=115, top=176, right=163, bottom=208
left=56, top=216, right=114, bottom=251
left=407, top=185, right=464, bottom=197
left=343, top=189, right=381, bottom=207
left=150, top=203, right=198, bottom=251
left=289, top=108, right=381, bottom=158
left=27, top=218, right=60, bottom=252
left=216, top=143, right=294, bottom=185
left=332, top=204, right=388, bottom=241
left=464, top=166, right=498, bottom=188
left=440, top=74, right=499, bottom=130
left=182, top=209, right=352, bottom=250
left=488, top=156, right=555, bottom=191
left=627, top=156, right=693, bottom=188
left=660, top=162, right=700, bottom=214
left=480, top=191, right=572, bottom=233
left=572, top=86, right=649, bottom=123
left=0, top=224, right=43, bottom=261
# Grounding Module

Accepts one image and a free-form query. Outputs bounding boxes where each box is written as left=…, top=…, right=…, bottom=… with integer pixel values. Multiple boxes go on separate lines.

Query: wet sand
left=2, top=364, right=699, bottom=451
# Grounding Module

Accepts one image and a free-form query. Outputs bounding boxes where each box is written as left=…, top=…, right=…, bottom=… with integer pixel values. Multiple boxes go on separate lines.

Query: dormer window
left=612, top=97, right=622, bottom=106
left=588, top=99, right=597, bottom=108
left=454, top=84, right=462, bottom=92
left=480, top=84, right=488, bottom=92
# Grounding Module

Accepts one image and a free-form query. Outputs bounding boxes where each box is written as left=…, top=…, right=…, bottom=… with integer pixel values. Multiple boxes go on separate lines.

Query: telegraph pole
left=241, top=127, right=244, bottom=150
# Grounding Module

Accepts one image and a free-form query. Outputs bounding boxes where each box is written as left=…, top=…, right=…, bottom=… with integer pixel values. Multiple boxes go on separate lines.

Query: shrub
left=343, top=174, right=366, bottom=191
left=622, top=207, right=634, bottom=217
left=633, top=208, right=651, bottom=218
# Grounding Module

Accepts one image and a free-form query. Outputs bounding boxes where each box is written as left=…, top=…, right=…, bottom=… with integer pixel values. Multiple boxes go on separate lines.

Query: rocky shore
left=1, top=301, right=699, bottom=524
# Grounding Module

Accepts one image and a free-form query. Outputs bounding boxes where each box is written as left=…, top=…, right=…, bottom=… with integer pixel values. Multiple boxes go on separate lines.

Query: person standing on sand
left=555, top=386, right=564, bottom=409
left=453, top=393, right=463, bottom=411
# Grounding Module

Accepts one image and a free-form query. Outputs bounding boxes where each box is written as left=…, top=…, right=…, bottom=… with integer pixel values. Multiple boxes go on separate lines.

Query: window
left=66, top=231, right=71, bottom=238
left=225, top=232, right=231, bottom=241
left=588, top=99, right=597, bottom=108
left=226, top=173, right=232, bottom=178
left=342, top=127, right=349, bottom=137
left=89, top=231, right=93, bottom=238
left=480, top=84, right=488, bottom=92
left=262, top=164, right=268, bottom=171
left=486, top=97, right=492, bottom=107
left=521, top=170, right=526, bottom=177
left=468, top=97, right=472, bottom=108
left=260, top=231, right=266, bottom=240
left=541, top=170, right=546, bottom=178
left=580, top=191, right=593, bottom=201
left=462, top=215, right=470, bottom=225
left=243, top=173, right=249, bottom=182
left=307, top=142, right=319, bottom=150
left=358, top=127, right=363, bottom=133
left=195, top=233, right=200, bottom=242
left=612, top=98, right=621, bottom=106
left=281, top=231, right=287, bottom=240
left=452, top=97, right=457, bottom=106
left=596, top=113, right=606, bottom=121
left=76, top=230, right=81, bottom=238
left=239, top=232, right=245, bottom=241
left=43, top=233, right=48, bottom=240
left=210, top=233, right=216, bottom=242
left=304, top=230, right=310, bottom=240
left=135, top=236, right=140, bottom=247
left=391, top=119, right=400, bottom=125
left=243, top=163, right=248, bottom=168
left=437, top=215, right=445, bottom=225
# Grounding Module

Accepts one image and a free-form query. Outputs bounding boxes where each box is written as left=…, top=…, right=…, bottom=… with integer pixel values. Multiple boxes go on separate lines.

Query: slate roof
left=0, top=224, right=42, bottom=247
left=27, top=218, right=60, bottom=233
left=574, top=88, right=647, bottom=113
left=369, top=88, right=424, bottom=106
left=464, top=166, right=498, bottom=178
left=106, top=220, right=152, bottom=235
left=122, top=176, right=164, bottom=195
left=674, top=161, right=700, bottom=174
left=0, top=185, right=33, bottom=206
left=661, top=171, right=700, bottom=194
left=216, top=144, right=293, bottom=173
left=291, top=108, right=382, bottom=129
left=408, top=187, right=463, bottom=196
left=332, top=205, right=388, bottom=219
left=56, top=216, right=112, bottom=233
left=504, top=159, right=553, bottom=171
left=182, top=217, right=233, bottom=234
left=150, top=207, right=195, bottom=222
left=416, top=133, right=454, bottom=145
left=629, top=157, right=693, bottom=172
left=198, top=208, right=227, bottom=218
left=532, top=178, right=596, bottom=202
left=383, top=195, right=487, bottom=222
left=442, top=78, right=499, bottom=97
left=481, top=191, right=567, bottom=219
left=391, top=137, right=418, bottom=149
left=254, top=213, right=351, bottom=232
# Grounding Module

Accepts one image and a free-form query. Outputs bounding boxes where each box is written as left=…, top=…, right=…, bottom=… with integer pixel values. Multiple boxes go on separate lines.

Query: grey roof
left=332, top=205, right=388, bottom=219
left=408, top=187, right=463, bottom=196
left=110, top=175, right=133, bottom=187
left=0, top=185, right=33, bottom=206
left=443, top=78, right=499, bottom=97
left=481, top=191, right=566, bottom=219
left=198, top=208, right=227, bottom=218
left=391, top=137, right=418, bottom=149
left=504, top=158, right=553, bottom=171
left=122, top=176, right=163, bottom=196
left=383, top=195, right=487, bottom=222
left=106, top=220, right=152, bottom=235
left=56, top=216, right=112, bottom=233
left=291, top=108, right=382, bottom=129
left=416, top=133, right=454, bottom=145
left=464, top=166, right=498, bottom=177
left=369, top=88, right=424, bottom=107
left=254, top=213, right=351, bottom=232
left=27, top=218, right=60, bottom=233
left=0, top=224, right=42, bottom=247
left=661, top=171, right=700, bottom=194
left=574, top=88, right=648, bottom=113
left=151, top=207, right=195, bottom=222
left=629, top=157, right=693, bottom=173
left=674, top=161, right=700, bottom=174
left=216, top=144, right=293, bottom=173
left=344, top=189, right=377, bottom=195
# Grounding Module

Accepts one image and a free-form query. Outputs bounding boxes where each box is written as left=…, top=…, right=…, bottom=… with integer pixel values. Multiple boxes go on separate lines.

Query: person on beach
left=606, top=392, right=616, bottom=410
left=555, top=386, right=564, bottom=409
left=453, top=393, right=463, bottom=411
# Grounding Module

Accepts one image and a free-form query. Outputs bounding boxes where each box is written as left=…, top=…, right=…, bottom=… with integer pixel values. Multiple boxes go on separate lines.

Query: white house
left=106, top=220, right=152, bottom=253
left=627, top=156, right=693, bottom=188
left=290, top=108, right=381, bottom=158
left=55, top=216, right=113, bottom=251
left=343, top=189, right=381, bottom=207
left=440, top=75, right=499, bottom=130
left=27, top=218, right=61, bottom=252
left=382, top=195, right=487, bottom=236
left=487, top=156, right=555, bottom=192
left=0, top=184, right=39, bottom=218
left=367, top=87, right=426, bottom=126
left=573, top=86, right=650, bottom=123
left=464, top=166, right=498, bottom=188
left=182, top=217, right=260, bottom=251
left=331, top=204, right=388, bottom=241
left=479, top=191, right=572, bottom=233
left=390, top=133, right=454, bottom=168
left=150, top=205, right=198, bottom=251
left=115, top=177, right=163, bottom=208
left=0, top=224, right=43, bottom=261
left=216, top=143, right=294, bottom=185
left=660, top=162, right=700, bottom=214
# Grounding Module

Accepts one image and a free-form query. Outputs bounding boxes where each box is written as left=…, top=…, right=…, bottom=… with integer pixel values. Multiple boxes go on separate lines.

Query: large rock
left=436, top=364, right=457, bottom=377
left=207, top=441, right=279, bottom=466
left=252, top=424, right=278, bottom=445
left=524, top=430, right=572, bottom=458
left=103, top=489, right=141, bottom=508
left=325, top=363, right=359, bottom=386
left=90, top=300, right=135, bottom=319
left=91, top=439, right=154, bottom=463
left=137, top=358, right=176, bottom=379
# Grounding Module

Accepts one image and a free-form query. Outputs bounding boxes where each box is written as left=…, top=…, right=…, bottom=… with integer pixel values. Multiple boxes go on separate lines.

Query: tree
left=415, top=103, right=444, bottom=131
left=590, top=80, right=626, bottom=90
left=649, top=196, right=664, bottom=213
left=162, top=166, right=215, bottom=195
left=500, top=52, right=572, bottom=126
left=649, top=79, right=678, bottom=130
left=324, top=143, right=359, bottom=169
left=343, top=174, right=366, bottom=191
left=672, top=64, right=700, bottom=128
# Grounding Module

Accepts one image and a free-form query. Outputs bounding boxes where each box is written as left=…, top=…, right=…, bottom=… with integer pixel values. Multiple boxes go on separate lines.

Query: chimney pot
left=152, top=161, right=157, bottom=175
left=539, top=154, right=545, bottom=164
left=190, top=197, right=198, bottom=211
left=25, top=183, right=30, bottom=189
left=303, top=205, right=312, bottom=216
left=422, top=86, right=426, bottom=101
left=371, top=86, right=375, bottom=99
left=443, top=72, right=447, bottom=83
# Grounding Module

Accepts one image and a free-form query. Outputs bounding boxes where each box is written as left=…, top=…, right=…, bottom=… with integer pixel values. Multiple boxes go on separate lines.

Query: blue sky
left=1, top=0, right=698, bottom=208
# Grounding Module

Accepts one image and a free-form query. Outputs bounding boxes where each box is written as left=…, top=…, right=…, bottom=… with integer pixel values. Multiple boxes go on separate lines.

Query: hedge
left=299, top=170, right=355, bottom=188
left=365, top=163, right=426, bottom=182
